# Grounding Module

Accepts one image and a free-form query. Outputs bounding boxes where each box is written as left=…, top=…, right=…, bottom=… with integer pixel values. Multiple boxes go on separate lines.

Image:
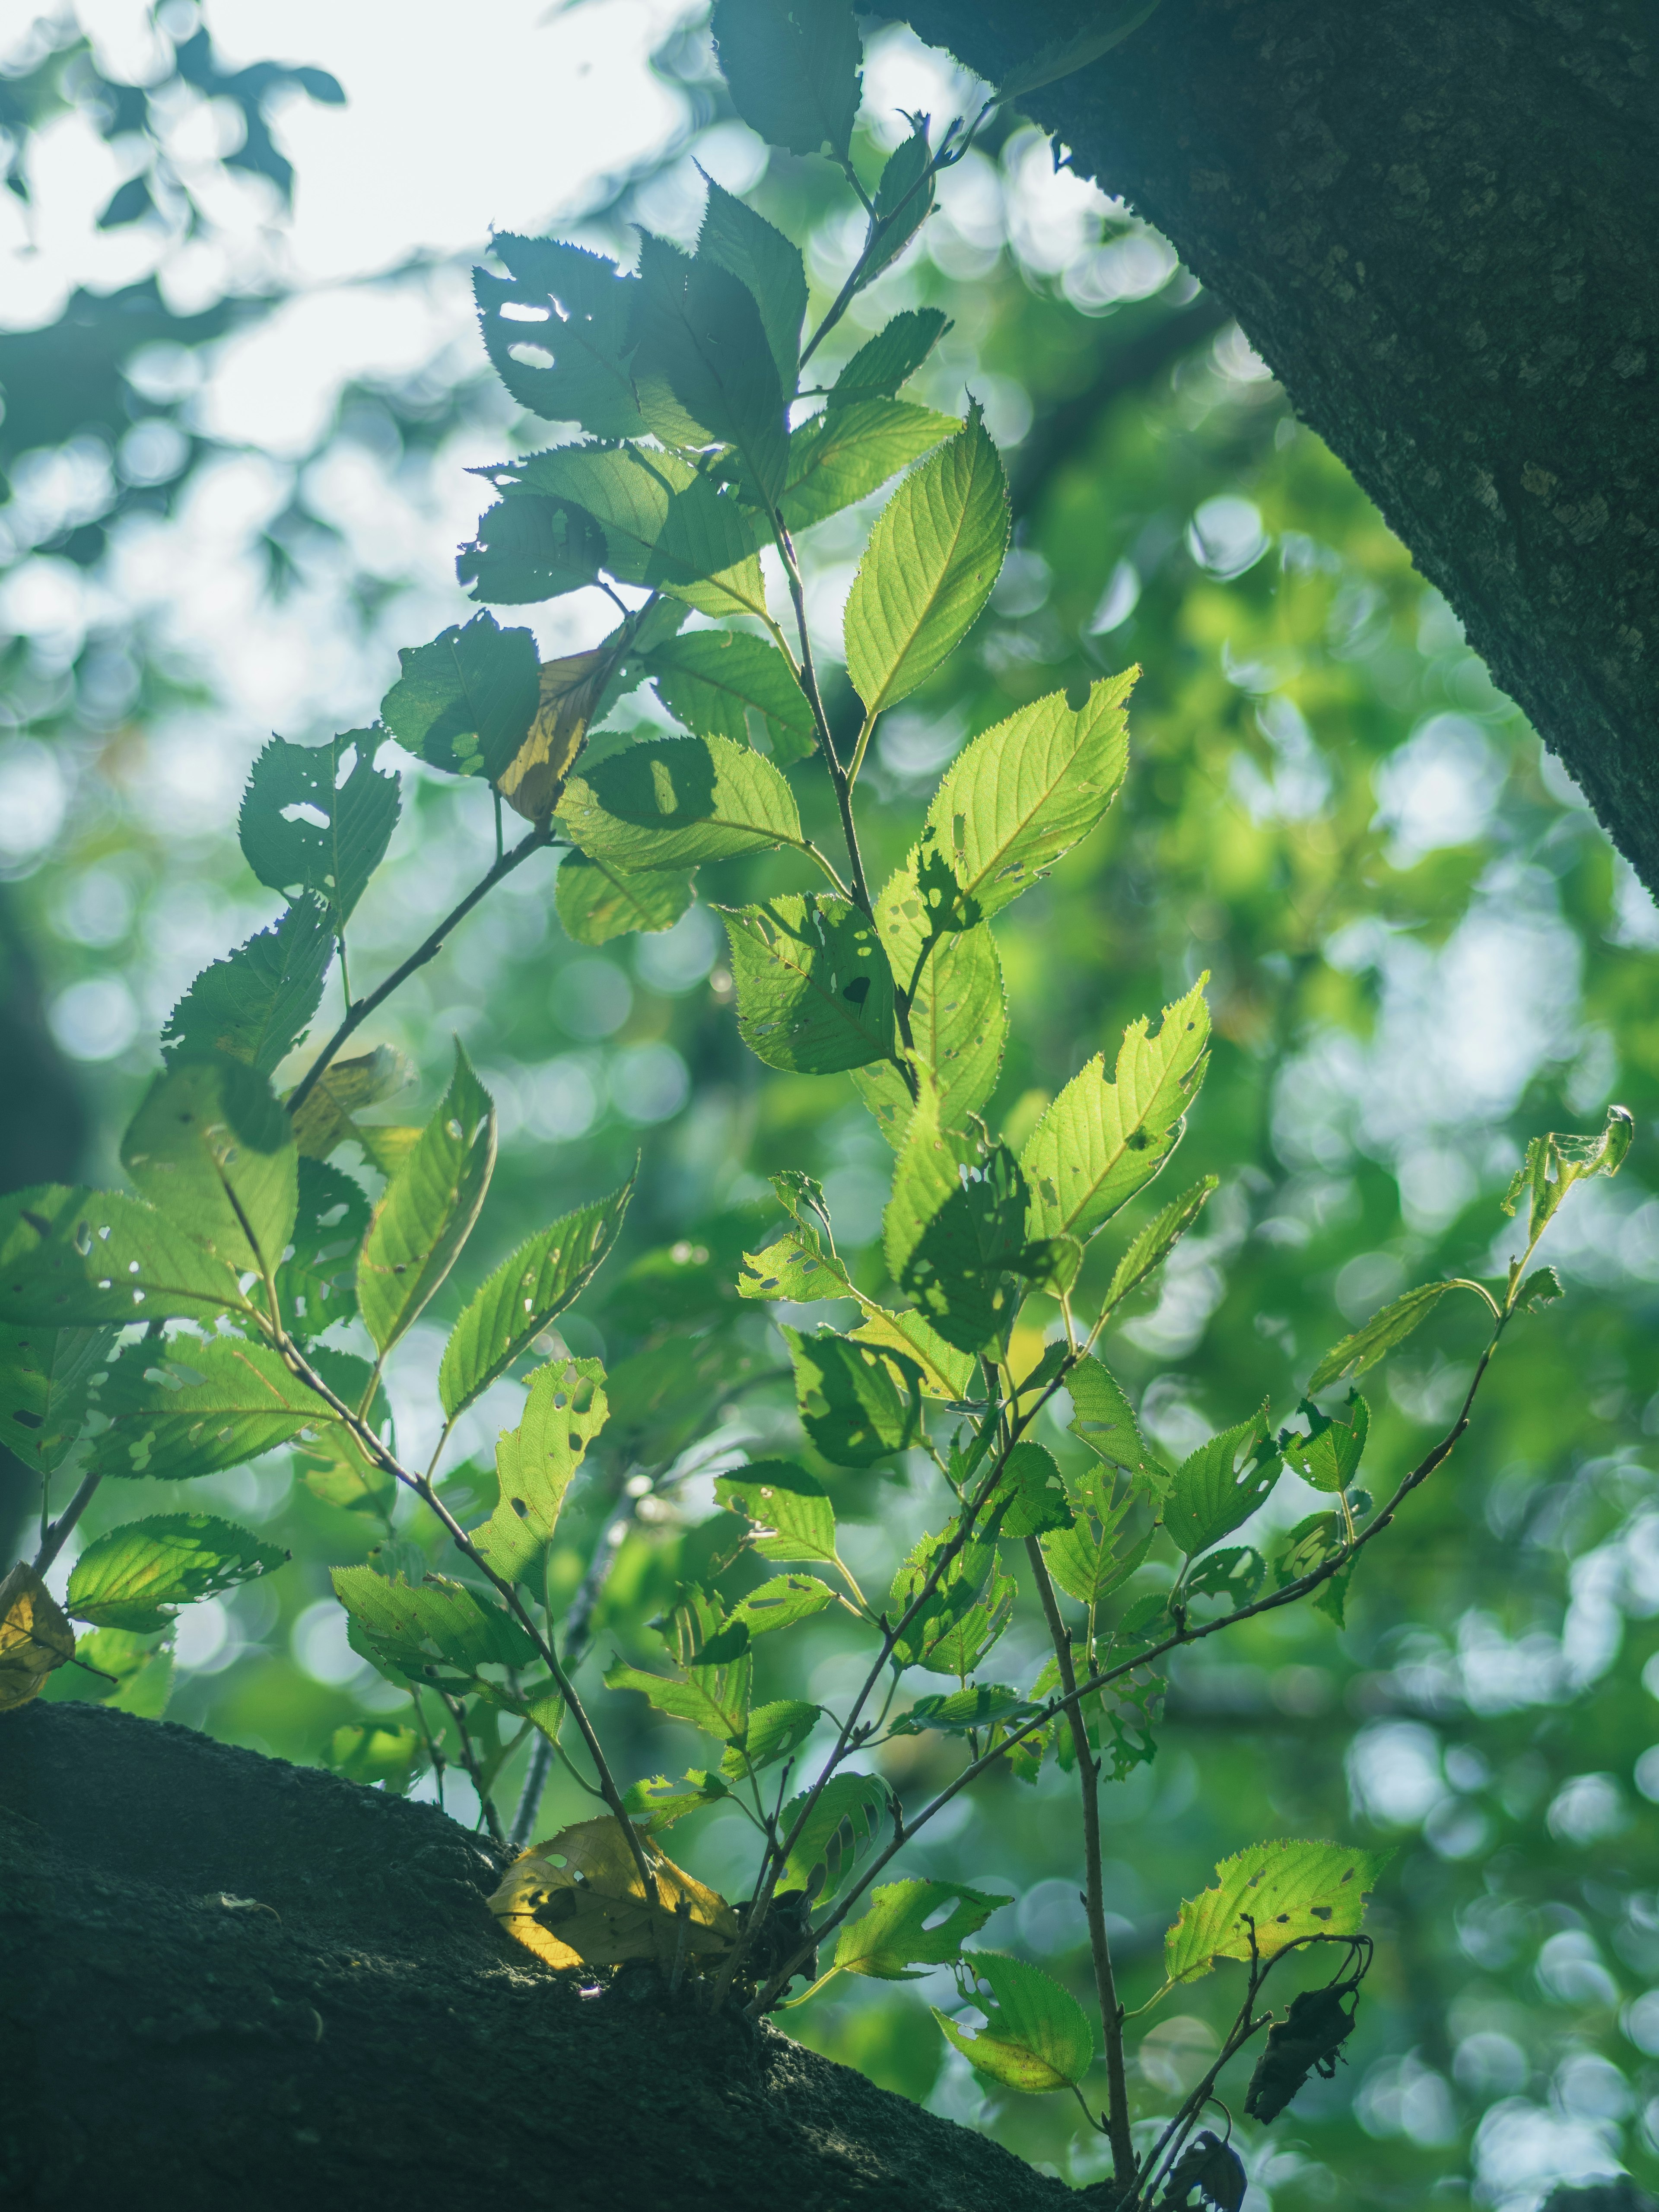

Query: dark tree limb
left=903, top=0, right=1659, bottom=893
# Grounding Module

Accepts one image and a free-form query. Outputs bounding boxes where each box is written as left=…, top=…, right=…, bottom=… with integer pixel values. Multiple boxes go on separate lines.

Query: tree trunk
left=0, top=1702, right=1083, bottom=2212
left=904, top=0, right=1659, bottom=894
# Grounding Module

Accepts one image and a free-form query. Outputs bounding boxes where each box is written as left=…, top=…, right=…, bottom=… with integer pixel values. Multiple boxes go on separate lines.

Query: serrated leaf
left=0, top=1185, right=254, bottom=1328
left=0, top=1322, right=111, bottom=1477
left=239, top=730, right=400, bottom=930
left=727, top=1572, right=834, bottom=1639
left=1502, top=1103, right=1634, bottom=1242
left=559, top=732, right=802, bottom=870
left=844, top=403, right=1008, bottom=716
left=291, top=1346, right=396, bottom=1517
left=712, top=0, right=863, bottom=160
left=380, top=610, right=540, bottom=781
left=715, top=1460, right=837, bottom=1565
left=0, top=1562, right=75, bottom=1711
left=439, top=1177, right=632, bottom=1418
left=1307, top=1282, right=1463, bottom=1392
left=357, top=1042, right=495, bottom=1355
left=888, top=1523, right=1012, bottom=1675
left=605, top=1641, right=751, bottom=1742
left=829, top=309, right=950, bottom=407
left=555, top=853, right=695, bottom=946
left=888, top=1684, right=1032, bottom=1738
left=996, top=0, right=1166, bottom=103
left=697, top=176, right=807, bottom=393
left=65, top=1513, right=286, bottom=1631
left=1022, top=977, right=1209, bottom=1246
left=836, top=1879, right=1011, bottom=1980
left=1185, top=1545, right=1265, bottom=1608
left=1164, top=1839, right=1391, bottom=1986
left=161, top=894, right=334, bottom=1077
left=332, top=1564, right=537, bottom=1680
left=1103, top=1175, right=1218, bottom=1312
left=456, top=494, right=607, bottom=605
left=884, top=1091, right=1030, bottom=1357
left=630, top=231, right=787, bottom=503
left=785, top=1324, right=920, bottom=1467
left=721, top=893, right=899, bottom=1074
left=934, top=1953, right=1093, bottom=2093
left=779, top=1771, right=890, bottom=1904
left=780, top=399, right=959, bottom=533
left=858, top=119, right=935, bottom=289
left=473, top=233, right=646, bottom=438
left=645, top=630, right=815, bottom=763
left=1515, top=1265, right=1564, bottom=1312
left=1041, top=1487, right=1148, bottom=1608
left=855, top=884, right=1006, bottom=1151
left=287, top=1044, right=412, bottom=1162
left=992, top=1440, right=1071, bottom=1538
left=496, top=443, right=762, bottom=595
left=722, top=1697, right=821, bottom=1780
left=489, top=1815, right=737, bottom=1971
left=122, top=1054, right=297, bottom=1281
left=497, top=640, right=616, bottom=822
left=474, top=1355, right=608, bottom=1583
left=1163, top=1407, right=1282, bottom=1559
left=272, top=1157, right=370, bottom=1344
left=1065, top=1356, right=1168, bottom=1500
left=1281, top=1391, right=1370, bottom=1494
left=623, top=1769, right=731, bottom=1832
left=87, top=1333, right=337, bottom=1481
left=67, top=1626, right=172, bottom=1719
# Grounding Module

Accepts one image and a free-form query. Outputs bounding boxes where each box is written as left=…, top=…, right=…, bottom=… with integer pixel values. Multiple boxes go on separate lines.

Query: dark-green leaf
left=0, top=1185, right=253, bottom=1328
left=331, top=1566, right=537, bottom=1679
left=884, top=1092, right=1030, bottom=1357
left=239, top=730, right=400, bottom=929
left=697, top=178, right=807, bottom=393
left=828, top=309, right=950, bottom=407
left=473, top=233, right=646, bottom=438
left=379, top=610, right=540, bottom=782
left=644, top=629, right=815, bottom=763
left=357, top=1043, right=496, bottom=1355
left=785, top=1325, right=921, bottom=1468
left=1162, top=1406, right=1282, bottom=1560
left=630, top=232, right=787, bottom=504
left=712, top=0, right=863, bottom=161
left=160, top=895, right=334, bottom=1077
left=87, top=1334, right=337, bottom=1482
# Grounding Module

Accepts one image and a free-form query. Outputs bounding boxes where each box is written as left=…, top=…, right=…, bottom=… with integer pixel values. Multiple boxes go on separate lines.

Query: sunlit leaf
left=644, top=629, right=815, bottom=763
left=934, top=1952, right=1094, bottom=2093
left=0, top=1561, right=75, bottom=1711
left=331, top=1565, right=537, bottom=1681
left=489, top=1815, right=737, bottom=1970
left=884, top=1088, right=1030, bottom=1357
left=856, top=859, right=1007, bottom=1151
left=721, top=1697, right=820, bottom=1779
left=474, top=1356, right=609, bottom=1583
left=287, top=1044, right=412, bottom=1162
left=888, top=1522, right=1009, bottom=1674
left=779, top=1771, right=891, bottom=1904
left=828, top=308, right=950, bottom=406
left=1306, top=1281, right=1471, bottom=1392
left=1041, top=1481, right=1149, bottom=1608
left=0, top=1322, right=111, bottom=1477
left=1163, top=1406, right=1282, bottom=1559
left=559, top=732, right=803, bottom=871
left=888, top=1683, right=1033, bottom=1738
left=1501, top=1103, right=1634, bottom=1243
left=555, top=853, right=695, bottom=946
left=87, top=1332, right=337, bottom=1482
left=780, top=399, right=959, bottom=532
left=1102, top=1175, right=1218, bottom=1313
left=1065, top=1356, right=1168, bottom=1501
left=239, top=730, right=400, bottom=929
left=836, top=1879, right=1011, bottom=1980
left=322, top=1722, right=420, bottom=1793
left=1163, top=1839, right=1391, bottom=1986
left=66, top=1513, right=286, bottom=1632
left=379, top=610, right=540, bottom=781
left=122, top=1052, right=298, bottom=1280
left=725, top=1572, right=834, bottom=1640
left=274, top=1157, right=370, bottom=1344
left=161, top=895, right=334, bottom=1077
left=357, top=1042, right=495, bottom=1355
left=715, top=1460, right=837, bottom=1566
left=494, top=443, right=762, bottom=595
left=290, top=1346, right=397, bottom=1518
left=721, top=893, right=899, bottom=1074
left=1280, top=1390, right=1370, bottom=1494
left=623, top=1768, right=731, bottom=1832
left=712, top=0, right=863, bottom=160
left=785, top=1324, right=921, bottom=1467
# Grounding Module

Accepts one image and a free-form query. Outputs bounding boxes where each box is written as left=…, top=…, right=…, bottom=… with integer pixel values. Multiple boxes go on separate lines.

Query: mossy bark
left=906, top=1, right=1659, bottom=892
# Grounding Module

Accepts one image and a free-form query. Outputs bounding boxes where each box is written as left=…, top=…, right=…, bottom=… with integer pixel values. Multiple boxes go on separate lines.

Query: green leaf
left=934, top=1954, right=1093, bottom=2093
left=273, top=1157, right=370, bottom=1344
left=1022, top=978, right=1209, bottom=1246
left=836, top=1880, right=1011, bottom=1981
left=828, top=308, right=950, bottom=407
left=331, top=1566, right=537, bottom=1681
left=161, top=895, right=334, bottom=1078
left=291, top=1347, right=396, bottom=1518
left=623, top=1769, right=731, bottom=1832
left=888, top=1683, right=1032, bottom=1738
left=606, top=1597, right=751, bottom=1741
left=844, top=403, right=1009, bottom=717
left=996, top=0, right=1166, bottom=103
left=0, top=1185, right=254, bottom=1328
left=630, top=231, right=787, bottom=503
left=779, top=399, right=959, bottom=533
left=1185, top=1545, right=1265, bottom=1610
left=559, top=732, right=803, bottom=871
left=1306, top=1281, right=1477, bottom=1392
left=1502, top=1105, right=1634, bottom=1241
left=379, top=611, right=541, bottom=781
left=644, top=629, right=815, bottom=763
left=87, top=1333, right=337, bottom=1482
left=858, top=119, right=935, bottom=288
left=992, top=1440, right=1072, bottom=1538
left=1041, top=1485, right=1149, bottom=1608
left=920, top=669, right=1134, bottom=929
left=456, top=495, right=607, bottom=606
left=0, top=1322, right=111, bottom=1477
left=473, top=233, right=646, bottom=438
left=1163, top=1407, right=1283, bottom=1560
left=779, top=1771, right=891, bottom=1904
left=1281, top=1391, right=1370, bottom=1494
left=715, top=1460, right=837, bottom=1565
left=496, top=443, right=762, bottom=596
left=720, top=1696, right=820, bottom=1780
left=785, top=1324, right=920, bottom=1468
left=727, top=1572, right=834, bottom=1639
left=66, top=1513, right=286, bottom=1631
left=439, top=1175, right=632, bottom=1418
left=721, top=894, right=899, bottom=1075
left=357, top=1043, right=496, bottom=1355
left=122, top=1053, right=298, bottom=1281
left=1164, top=1839, right=1392, bottom=1986
left=884, top=1092, right=1030, bottom=1357
left=1515, top=1265, right=1564, bottom=1313
left=287, top=1042, right=412, bottom=1162
left=855, top=877, right=1006, bottom=1152
left=712, top=0, right=863, bottom=160
left=554, top=853, right=695, bottom=946
left=474, top=1356, right=608, bottom=1583
left=1066, top=1356, right=1168, bottom=1500
left=888, top=1524, right=1013, bottom=1675
left=697, top=177, right=807, bottom=392
left=239, top=731, right=400, bottom=930
left=1103, top=1175, right=1218, bottom=1313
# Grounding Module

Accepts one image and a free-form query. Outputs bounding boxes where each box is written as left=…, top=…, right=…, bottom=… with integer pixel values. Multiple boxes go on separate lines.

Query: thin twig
left=33, top=1471, right=101, bottom=1576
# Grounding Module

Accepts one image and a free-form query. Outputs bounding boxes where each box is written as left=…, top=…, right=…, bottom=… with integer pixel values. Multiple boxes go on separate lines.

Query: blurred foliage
left=3, top=9, right=1659, bottom=2207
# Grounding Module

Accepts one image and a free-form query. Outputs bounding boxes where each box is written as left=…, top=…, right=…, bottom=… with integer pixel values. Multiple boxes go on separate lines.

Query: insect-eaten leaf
left=1280, top=1391, right=1369, bottom=1494
left=888, top=1682, right=1033, bottom=1738
left=379, top=610, right=540, bottom=781
left=331, top=1566, right=537, bottom=1686
left=934, top=1952, right=1093, bottom=2094
left=1501, top=1103, right=1634, bottom=1244
left=884, top=1092, right=1031, bottom=1357
left=1162, top=1406, right=1282, bottom=1560
left=779, top=1771, right=891, bottom=1906
left=161, top=895, right=335, bottom=1077
left=473, top=1355, right=609, bottom=1583
left=239, top=729, right=400, bottom=929
left=990, top=1441, right=1072, bottom=1539
left=622, top=1769, right=731, bottom=1834
left=785, top=1325, right=921, bottom=1469
left=721, top=1697, right=821, bottom=1782
left=0, top=1561, right=75, bottom=1712
left=122, top=1052, right=298, bottom=1281
left=66, top=1514, right=287, bottom=1632
left=86, top=1332, right=339, bottom=1483
left=1163, top=1839, right=1391, bottom=1987
left=836, top=1879, right=1011, bottom=1982
left=0, top=1321, right=111, bottom=1478
left=722, top=895, right=899, bottom=1076
left=715, top=1460, right=837, bottom=1566
left=489, top=1815, right=738, bottom=1971
left=559, top=732, right=802, bottom=871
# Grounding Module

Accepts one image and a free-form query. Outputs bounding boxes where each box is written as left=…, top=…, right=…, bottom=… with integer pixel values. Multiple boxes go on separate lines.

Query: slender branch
left=32, top=1471, right=101, bottom=1576
left=286, top=820, right=558, bottom=1120
left=437, top=1686, right=505, bottom=1845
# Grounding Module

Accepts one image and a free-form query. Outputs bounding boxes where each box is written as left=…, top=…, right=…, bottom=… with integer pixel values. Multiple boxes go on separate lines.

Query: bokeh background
left=4, top=6, right=1659, bottom=2206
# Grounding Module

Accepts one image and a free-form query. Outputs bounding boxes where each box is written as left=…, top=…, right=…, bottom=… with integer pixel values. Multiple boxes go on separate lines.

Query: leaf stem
left=32, top=1470, right=101, bottom=1576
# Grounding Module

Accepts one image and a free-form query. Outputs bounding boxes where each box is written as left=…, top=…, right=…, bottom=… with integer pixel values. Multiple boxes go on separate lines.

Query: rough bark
left=0, top=1702, right=1084, bottom=2212
left=904, top=0, right=1659, bottom=894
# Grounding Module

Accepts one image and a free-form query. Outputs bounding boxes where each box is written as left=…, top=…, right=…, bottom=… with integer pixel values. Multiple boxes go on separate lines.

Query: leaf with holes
left=456, top=494, right=608, bottom=605
left=884, top=1092, right=1030, bottom=1357
left=496, top=443, right=762, bottom=597
left=623, top=1769, right=731, bottom=1833
left=1164, top=1839, right=1392, bottom=1986
left=559, top=733, right=802, bottom=871
left=721, top=1697, right=821, bottom=1781
left=1163, top=1407, right=1282, bottom=1559
left=489, top=1816, right=737, bottom=1971
left=332, top=1566, right=538, bottom=1683
left=0, top=1184, right=254, bottom=1329
left=779, top=1771, right=891, bottom=1904
left=888, top=1683, right=1033, bottom=1738
left=274, top=1157, right=370, bottom=1344
left=935, top=1953, right=1093, bottom=2093
left=66, top=1513, right=287, bottom=1632
left=721, top=894, right=898, bottom=1075
left=379, top=610, right=541, bottom=781
left=161, top=895, right=335, bottom=1078
left=357, top=1043, right=495, bottom=1356
left=288, top=1044, right=412, bottom=1162
left=474, top=1356, right=609, bottom=1583
left=715, top=1461, right=837, bottom=1566
left=785, top=1325, right=921, bottom=1468
left=473, top=233, right=646, bottom=438
left=87, top=1334, right=337, bottom=1482
left=122, top=1054, right=297, bottom=1280
left=0, top=1322, right=111, bottom=1478
left=0, top=1563, right=75, bottom=1712
left=836, top=1880, right=1011, bottom=1981
left=239, top=730, right=400, bottom=930
left=855, top=873, right=1006, bottom=1152
left=1281, top=1391, right=1370, bottom=1494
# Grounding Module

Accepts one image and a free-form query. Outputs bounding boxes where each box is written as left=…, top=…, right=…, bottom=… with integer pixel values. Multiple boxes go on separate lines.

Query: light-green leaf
left=727, top=1572, right=834, bottom=1639
left=0, top=1322, right=111, bottom=1477
left=379, top=610, right=540, bottom=781
left=1103, top=1175, right=1218, bottom=1313
left=720, top=1696, right=820, bottom=1780
left=66, top=1513, right=286, bottom=1631
left=884, top=1090, right=1030, bottom=1357
left=331, top=1566, right=538, bottom=1680
left=1502, top=1104, right=1634, bottom=1242
left=721, top=893, right=898, bottom=1075
left=496, top=443, right=761, bottom=596
left=121, top=1054, right=298, bottom=1281
left=160, top=895, right=334, bottom=1077
left=0, top=1185, right=254, bottom=1328
left=1065, top=1356, right=1168, bottom=1500
left=934, top=1953, right=1093, bottom=2093
left=1281, top=1391, right=1370, bottom=1493
left=991, top=1440, right=1071, bottom=1538
left=439, top=1177, right=632, bottom=1418
left=473, top=234, right=646, bottom=439
left=828, top=309, right=950, bottom=407
left=779, top=1770, right=890, bottom=1904
left=785, top=1325, right=920, bottom=1467
left=474, top=1356, right=608, bottom=1583
left=554, top=854, right=695, bottom=946
left=1163, top=1406, right=1282, bottom=1560
left=558, top=732, right=803, bottom=871
left=239, top=731, right=400, bottom=930
left=836, top=1880, right=1011, bottom=1981
left=712, top=0, right=863, bottom=160
left=1022, top=977, right=1209, bottom=1246
left=855, top=883, right=1006, bottom=1152
left=779, top=399, right=959, bottom=533
left=888, top=1683, right=1032, bottom=1738
left=605, top=1589, right=751, bottom=1742
left=1163, top=1839, right=1391, bottom=1986
left=644, top=630, right=815, bottom=762
left=630, top=232, right=787, bottom=504
left=357, top=1042, right=496, bottom=1356
left=623, top=1768, right=731, bottom=1832
left=87, top=1334, right=337, bottom=1481
left=1306, top=1282, right=1464, bottom=1392
left=843, top=403, right=1009, bottom=717
left=715, top=1460, right=837, bottom=1566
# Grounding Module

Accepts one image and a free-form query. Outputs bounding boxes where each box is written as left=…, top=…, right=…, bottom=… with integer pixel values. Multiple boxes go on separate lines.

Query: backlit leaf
left=1501, top=1103, right=1634, bottom=1243
left=858, top=118, right=935, bottom=287
left=645, top=629, right=815, bottom=763
left=0, top=1184, right=253, bottom=1328
left=497, top=641, right=615, bottom=821
left=161, top=896, right=334, bottom=1078
left=379, top=610, right=540, bottom=781
left=331, top=1565, right=537, bottom=1680
left=290, top=1346, right=396, bottom=1518
left=473, top=233, right=646, bottom=438
left=623, top=1768, right=731, bottom=1832
left=496, top=443, right=761, bottom=595
left=555, top=853, right=695, bottom=946
left=1163, top=1406, right=1282, bottom=1559
left=1164, top=1839, right=1391, bottom=1986
left=715, top=1460, right=837, bottom=1566
left=87, top=1333, right=337, bottom=1482
left=559, top=732, right=803, bottom=870
left=779, top=398, right=958, bottom=533
left=888, top=1683, right=1032, bottom=1738
left=0, top=1562, right=74, bottom=1711
left=785, top=1324, right=921, bottom=1467
left=630, top=231, right=787, bottom=504
left=1281, top=1391, right=1370, bottom=1494
left=1102, top=1175, right=1218, bottom=1313
left=357, top=1042, right=496, bottom=1355
left=474, top=1356, right=608, bottom=1583
left=273, top=1157, right=370, bottom=1344
left=287, top=1044, right=412, bottom=1162
left=721, top=1696, right=820, bottom=1779
left=836, top=1879, right=1011, bottom=1980
left=456, top=494, right=607, bottom=604
left=991, top=1440, right=1071, bottom=1539
left=238, top=730, right=400, bottom=929
left=934, top=1953, right=1093, bottom=2093
left=605, top=1637, right=751, bottom=1743
left=66, top=1513, right=286, bottom=1631
left=489, top=1815, right=737, bottom=1970
left=726, top=1572, right=834, bottom=1639
left=712, top=0, right=863, bottom=160
left=996, top=0, right=1166, bottom=102
left=855, top=875, right=1006, bottom=1151
left=828, top=308, right=949, bottom=407
left=721, top=893, right=898, bottom=1074
left=1307, top=1281, right=1474, bottom=1392
left=122, top=1053, right=297, bottom=1280
left=0, top=1322, right=111, bottom=1477
left=1065, top=1356, right=1168, bottom=1500
left=779, top=1770, right=891, bottom=1904
left=884, top=1090, right=1030, bottom=1357
left=698, top=178, right=807, bottom=391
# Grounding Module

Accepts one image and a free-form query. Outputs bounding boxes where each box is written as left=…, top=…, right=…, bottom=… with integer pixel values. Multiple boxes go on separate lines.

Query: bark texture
left=904, top=0, right=1659, bottom=892
left=0, top=1702, right=1087, bottom=2212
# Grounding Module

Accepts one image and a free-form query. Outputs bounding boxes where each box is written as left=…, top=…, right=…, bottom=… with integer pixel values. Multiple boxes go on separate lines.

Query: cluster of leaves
left=0, top=3, right=1639, bottom=2200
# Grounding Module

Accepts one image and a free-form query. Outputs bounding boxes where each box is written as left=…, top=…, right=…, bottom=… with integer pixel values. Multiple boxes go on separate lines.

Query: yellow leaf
left=288, top=1046, right=413, bottom=1160
left=500, top=649, right=612, bottom=823
left=487, top=1815, right=738, bottom=1972
left=0, top=1560, right=76, bottom=1712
